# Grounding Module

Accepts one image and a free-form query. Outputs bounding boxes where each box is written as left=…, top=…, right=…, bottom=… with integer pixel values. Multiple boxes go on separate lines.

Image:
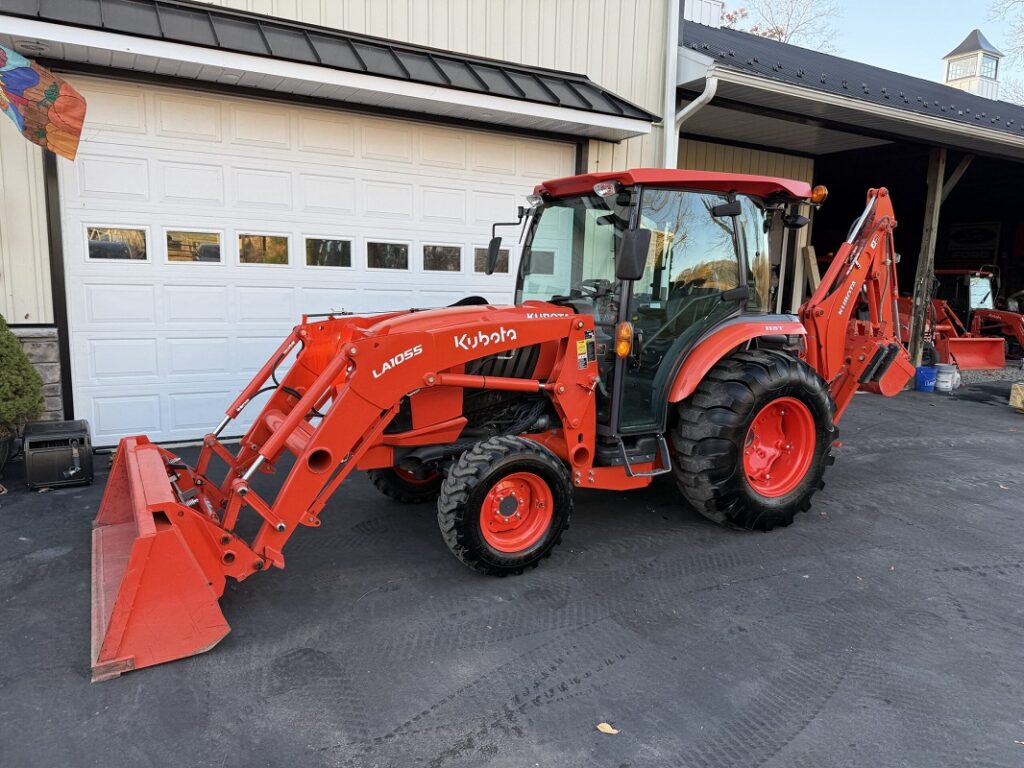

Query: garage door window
left=474, top=246, right=509, bottom=274
left=306, top=238, right=352, bottom=268
left=87, top=227, right=148, bottom=261
left=167, top=231, right=221, bottom=264
left=367, top=241, right=409, bottom=270
left=239, top=234, right=289, bottom=265
left=423, top=244, right=461, bottom=272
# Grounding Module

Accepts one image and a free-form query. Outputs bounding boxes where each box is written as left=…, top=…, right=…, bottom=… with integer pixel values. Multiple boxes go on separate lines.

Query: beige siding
left=679, top=138, right=815, bottom=182
left=200, top=0, right=668, bottom=169
left=0, top=118, right=50, bottom=324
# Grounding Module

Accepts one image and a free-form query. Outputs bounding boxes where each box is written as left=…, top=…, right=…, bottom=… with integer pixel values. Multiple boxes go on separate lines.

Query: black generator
left=23, top=420, right=94, bottom=489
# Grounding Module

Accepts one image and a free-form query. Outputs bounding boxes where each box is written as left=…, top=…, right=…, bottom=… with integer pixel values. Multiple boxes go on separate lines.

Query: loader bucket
left=91, top=437, right=229, bottom=682
left=939, top=337, right=1006, bottom=370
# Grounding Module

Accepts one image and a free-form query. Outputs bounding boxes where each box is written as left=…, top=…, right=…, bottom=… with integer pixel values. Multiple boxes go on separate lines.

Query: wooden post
left=909, top=147, right=947, bottom=367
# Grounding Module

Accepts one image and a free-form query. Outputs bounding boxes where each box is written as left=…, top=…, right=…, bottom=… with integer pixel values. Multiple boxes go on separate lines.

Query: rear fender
left=667, top=318, right=807, bottom=403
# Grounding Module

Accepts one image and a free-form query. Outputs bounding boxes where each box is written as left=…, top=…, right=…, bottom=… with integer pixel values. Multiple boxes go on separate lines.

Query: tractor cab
left=934, top=269, right=997, bottom=324
left=505, top=170, right=811, bottom=436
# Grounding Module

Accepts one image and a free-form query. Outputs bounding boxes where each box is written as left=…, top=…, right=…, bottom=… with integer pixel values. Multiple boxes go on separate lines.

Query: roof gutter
left=713, top=67, right=1024, bottom=157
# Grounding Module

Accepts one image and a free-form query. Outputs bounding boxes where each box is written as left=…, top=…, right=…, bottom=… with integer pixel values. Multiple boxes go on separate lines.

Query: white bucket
left=934, top=363, right=957, bottom=392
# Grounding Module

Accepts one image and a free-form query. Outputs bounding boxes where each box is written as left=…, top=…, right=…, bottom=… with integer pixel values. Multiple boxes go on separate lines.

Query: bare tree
left=720, top=0, right=842, bottom=52
left=990, top=0, right=1024, bottom=62
left=1000, top=77, right=1024, bottom=104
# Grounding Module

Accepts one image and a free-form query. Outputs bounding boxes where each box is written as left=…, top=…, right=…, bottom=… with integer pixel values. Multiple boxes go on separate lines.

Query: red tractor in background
left=896, top=268, right=1019, bottom=369
left=90, top=170, right=914, bottom=680
left=935, top=268, right=1024, bottom=359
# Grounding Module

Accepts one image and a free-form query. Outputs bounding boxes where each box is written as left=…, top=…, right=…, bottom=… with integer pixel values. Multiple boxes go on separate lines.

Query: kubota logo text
left=454, top=327, right=518, bottom=351
left=372, top=344, right=423, bottom=379
left=837, top=279, right=858, bottom=317
left=525, top=312, right=570, bottom=319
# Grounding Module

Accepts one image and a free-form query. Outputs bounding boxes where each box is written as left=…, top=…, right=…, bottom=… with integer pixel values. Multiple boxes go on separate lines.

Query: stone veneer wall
left=9, top=326, right=63, bottom=422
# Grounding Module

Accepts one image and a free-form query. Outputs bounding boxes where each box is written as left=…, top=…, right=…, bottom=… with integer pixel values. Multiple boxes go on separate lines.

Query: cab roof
left=535, top=169, right=812, bottom=200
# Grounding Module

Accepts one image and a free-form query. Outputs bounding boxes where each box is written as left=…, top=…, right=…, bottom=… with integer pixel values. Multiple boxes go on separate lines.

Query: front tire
left=672, top=350, right=836, bottom=531
left=437, top=436, right=573, bottom=575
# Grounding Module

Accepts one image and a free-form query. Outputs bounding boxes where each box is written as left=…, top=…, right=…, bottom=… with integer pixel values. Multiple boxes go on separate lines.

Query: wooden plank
left=909, top=147, right=947, bottom=366
left=803, top=245, right=821, bottom=291
left=941, top=154, right=974, bottom=204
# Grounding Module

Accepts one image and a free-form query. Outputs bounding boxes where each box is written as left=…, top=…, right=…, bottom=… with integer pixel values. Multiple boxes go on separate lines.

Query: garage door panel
left=471, top=190, right=518, bottom=224
left=163, top=285, right=231, bottom=324
left=159, top=162, right=225, bottom=205
left=168, top=391, right=237, bottom=432
left=156, top=96, right=222, bottom=142
left=79, top=155, right=150, bottom=200
left=363, top=180, right=414, bottom=219
left=166, top=337, right=233, bottom=377
left=235, top=287, right=295, bottom=323
left=420, top=186, right=467, bottom=223
left=85, top=338, right=160, bottom=382
left=361, top=123, right=413, bottom=163
left=90, top=394, right=162, bottom=439
left=300, top=174, right=356, bottom=213
left=63, top=77, right=574, bottom=444
left=299, top=115, right=356, bottom=156
left=83, top=283, right=157, bottom=325
left=233, top=168, right=294, bottom=209
left=470, top=138, right=517, bottom=175
left=229, top=106, right=291, bottom=148
left=419, top=130, right=467, bottom=170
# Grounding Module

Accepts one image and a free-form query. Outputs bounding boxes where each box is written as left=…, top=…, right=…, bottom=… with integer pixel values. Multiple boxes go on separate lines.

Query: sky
left=738, top=0, right=1020, bottom=85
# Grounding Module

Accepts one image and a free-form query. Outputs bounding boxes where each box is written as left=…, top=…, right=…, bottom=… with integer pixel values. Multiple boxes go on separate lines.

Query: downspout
left=662, top=0, right=681, bottom=168
left=671, top=73, right=718, bottom=169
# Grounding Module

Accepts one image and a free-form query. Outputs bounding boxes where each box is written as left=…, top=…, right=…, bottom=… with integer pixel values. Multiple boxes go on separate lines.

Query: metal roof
left=944, top=29, right=1003, bottom=59
left=0, top=0, right=657, bottom=123
left=681, top=23, right=1024, bottom=141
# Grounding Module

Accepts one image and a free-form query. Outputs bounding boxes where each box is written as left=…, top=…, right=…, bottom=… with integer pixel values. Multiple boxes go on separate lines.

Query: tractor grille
left=465, top=344, right=541, bottom=379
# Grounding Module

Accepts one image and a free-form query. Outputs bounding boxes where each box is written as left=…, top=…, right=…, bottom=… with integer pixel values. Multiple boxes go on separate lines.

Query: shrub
left=0, top=314, right=44, bottom=438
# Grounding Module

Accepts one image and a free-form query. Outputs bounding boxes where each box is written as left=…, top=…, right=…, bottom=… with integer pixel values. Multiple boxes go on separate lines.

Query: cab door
left=613, top=188, right=765, bottom=433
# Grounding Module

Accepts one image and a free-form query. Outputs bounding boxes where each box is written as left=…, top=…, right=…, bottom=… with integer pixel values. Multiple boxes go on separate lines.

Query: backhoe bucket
left=939, top=337, right=1006, bottom=370
left=91, top=437, right=229, bottom=682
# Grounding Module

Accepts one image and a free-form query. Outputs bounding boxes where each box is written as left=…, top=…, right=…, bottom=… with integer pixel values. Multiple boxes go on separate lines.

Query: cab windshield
left=516, top=192, right=628, bottom=319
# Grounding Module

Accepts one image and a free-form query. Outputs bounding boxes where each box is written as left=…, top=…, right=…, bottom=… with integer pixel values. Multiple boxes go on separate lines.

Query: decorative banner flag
left=0, top=45, right=86, bottom=160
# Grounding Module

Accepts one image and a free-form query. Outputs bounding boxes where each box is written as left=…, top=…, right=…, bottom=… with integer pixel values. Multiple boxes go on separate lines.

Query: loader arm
left=800, top=188, right=915, bottom=420
left=91, top=306, right=599, bottom=680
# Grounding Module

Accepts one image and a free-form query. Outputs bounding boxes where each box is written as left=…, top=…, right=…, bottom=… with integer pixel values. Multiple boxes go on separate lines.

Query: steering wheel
left=572, top=278, right=614, bottom=298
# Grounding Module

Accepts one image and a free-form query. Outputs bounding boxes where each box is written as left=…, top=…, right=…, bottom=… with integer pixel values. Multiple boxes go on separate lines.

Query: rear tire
left=368, top=466, right=442, bottom=504
left=437, top=436, right=572, bottom=575
left=672, top=350, right=836, bottom=531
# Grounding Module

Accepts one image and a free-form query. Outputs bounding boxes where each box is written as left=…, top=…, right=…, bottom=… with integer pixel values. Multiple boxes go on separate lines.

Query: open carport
left=1, top=382, right=1021, bottom=768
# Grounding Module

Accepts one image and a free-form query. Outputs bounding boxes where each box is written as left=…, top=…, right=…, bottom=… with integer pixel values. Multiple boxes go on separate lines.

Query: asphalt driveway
left=1, top=382, right=1022, bottom=768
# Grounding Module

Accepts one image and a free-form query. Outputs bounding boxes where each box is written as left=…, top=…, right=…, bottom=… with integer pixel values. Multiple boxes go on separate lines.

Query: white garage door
left=59, top=77, right=575, bottom=445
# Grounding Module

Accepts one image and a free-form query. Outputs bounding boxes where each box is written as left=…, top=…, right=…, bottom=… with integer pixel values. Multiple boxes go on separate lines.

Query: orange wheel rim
left=742, top=397, right=816, bottom=498
left=479, top=472, right=554, bottom=553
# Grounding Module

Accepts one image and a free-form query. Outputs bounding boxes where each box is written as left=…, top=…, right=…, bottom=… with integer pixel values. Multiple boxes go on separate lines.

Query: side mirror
left=616, top=228, right=652, bottom=281
left=485, top=236, right=502, bottom=276
left=783, top=213, right=810, bottom=229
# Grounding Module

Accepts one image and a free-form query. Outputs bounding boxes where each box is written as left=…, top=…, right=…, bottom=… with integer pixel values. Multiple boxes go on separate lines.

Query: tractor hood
left=363, top=301, right=574, bottom=337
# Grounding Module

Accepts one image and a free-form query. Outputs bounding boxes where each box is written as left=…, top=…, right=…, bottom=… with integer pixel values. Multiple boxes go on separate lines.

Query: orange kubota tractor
left=91, top=170, right=914, bottom=680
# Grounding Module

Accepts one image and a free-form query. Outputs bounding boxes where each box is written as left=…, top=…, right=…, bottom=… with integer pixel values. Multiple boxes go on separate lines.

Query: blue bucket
left=915, top=366, right=937, bottom=392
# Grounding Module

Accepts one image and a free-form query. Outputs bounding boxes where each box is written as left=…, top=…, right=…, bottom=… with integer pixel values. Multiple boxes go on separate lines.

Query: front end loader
left=91, top=170, right=914, bottom=680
